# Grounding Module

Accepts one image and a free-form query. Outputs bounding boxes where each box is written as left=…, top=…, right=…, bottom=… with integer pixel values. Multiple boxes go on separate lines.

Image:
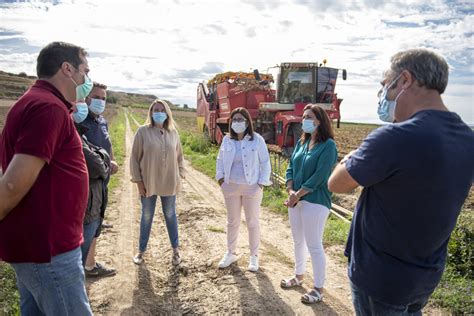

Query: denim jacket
left=216, top=133, right=272, bottom=186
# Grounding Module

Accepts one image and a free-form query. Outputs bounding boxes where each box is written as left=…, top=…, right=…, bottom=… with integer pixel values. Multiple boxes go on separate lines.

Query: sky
left=0, top=0, right=472, bottom=125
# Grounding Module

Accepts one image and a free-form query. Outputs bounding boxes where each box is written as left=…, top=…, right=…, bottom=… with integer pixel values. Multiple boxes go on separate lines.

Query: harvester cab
left=277, top=62, right=346, bottom=118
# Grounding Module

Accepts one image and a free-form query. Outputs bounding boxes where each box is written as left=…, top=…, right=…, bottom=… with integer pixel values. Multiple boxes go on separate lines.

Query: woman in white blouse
left=216, top=107, right=272, bottom=272
left=130, top=99, right=185, bottom=266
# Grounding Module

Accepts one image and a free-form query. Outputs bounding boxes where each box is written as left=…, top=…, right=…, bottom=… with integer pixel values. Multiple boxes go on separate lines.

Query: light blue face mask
left=377, top=74, right=405, bottom=122
left=302, top=119, right=317, bottom=134
left=73, top=102, right=89, bottom=123
left=89, top=98, right=106, bottom=115
left=153, top=112, right=167, bottom=124
left=71, top=71, right=93, bottom=101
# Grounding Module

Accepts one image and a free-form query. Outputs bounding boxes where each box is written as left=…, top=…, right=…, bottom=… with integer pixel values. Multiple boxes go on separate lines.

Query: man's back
left=345, top=109, right=473, bottom=304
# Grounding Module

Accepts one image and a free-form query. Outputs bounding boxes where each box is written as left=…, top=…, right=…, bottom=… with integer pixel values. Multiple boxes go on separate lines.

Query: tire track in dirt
left=86, top=109, right=354, bottom=315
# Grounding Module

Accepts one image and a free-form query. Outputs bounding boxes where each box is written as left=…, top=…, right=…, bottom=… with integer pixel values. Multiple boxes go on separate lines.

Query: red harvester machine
left=196, top=62, right=347, bottom=156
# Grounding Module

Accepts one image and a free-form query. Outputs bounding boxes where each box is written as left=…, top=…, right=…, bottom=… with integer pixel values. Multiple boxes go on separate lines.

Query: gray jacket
left=77, top=125, right=110, bottom=225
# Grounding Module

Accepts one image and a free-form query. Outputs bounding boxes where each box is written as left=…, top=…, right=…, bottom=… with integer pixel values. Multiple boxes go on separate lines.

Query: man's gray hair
left=390, top=49, right=449, bottom=94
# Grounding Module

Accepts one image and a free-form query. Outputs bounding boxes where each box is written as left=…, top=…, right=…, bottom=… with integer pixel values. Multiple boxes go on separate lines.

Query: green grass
left=0, top=262, right=20, bottom=315
left=108, top=107, right=126, bottom=192
left=432, top=210, right=473, bottom=314
left=431, top=265, right=473, bottom=314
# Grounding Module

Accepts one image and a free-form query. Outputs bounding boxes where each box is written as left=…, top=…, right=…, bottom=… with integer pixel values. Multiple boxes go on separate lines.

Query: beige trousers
left=221, top=182, right=263, bottom=256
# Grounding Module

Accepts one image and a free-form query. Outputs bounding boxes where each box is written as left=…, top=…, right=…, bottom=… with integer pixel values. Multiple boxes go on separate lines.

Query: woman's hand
left=284, top=189, right=298, bottom=207
left=137, top=181, right=146, bottom=197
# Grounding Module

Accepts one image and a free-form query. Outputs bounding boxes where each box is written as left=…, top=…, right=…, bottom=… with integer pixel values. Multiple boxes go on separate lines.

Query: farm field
left=0, top=100, right=471, bottom=315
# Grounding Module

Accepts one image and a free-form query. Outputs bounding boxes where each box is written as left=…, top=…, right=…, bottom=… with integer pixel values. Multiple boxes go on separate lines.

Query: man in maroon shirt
left=0, top=42, right=93, bottom=315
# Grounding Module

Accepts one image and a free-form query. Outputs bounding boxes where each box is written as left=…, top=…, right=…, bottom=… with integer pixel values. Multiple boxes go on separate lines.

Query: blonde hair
left=147, top=99, right=177, bottom=131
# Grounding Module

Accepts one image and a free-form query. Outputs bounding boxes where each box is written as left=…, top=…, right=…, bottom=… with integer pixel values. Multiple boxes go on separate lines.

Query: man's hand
left=137, top=181, right=146, bottom=197
left=110, top=160, right=119, bottom=175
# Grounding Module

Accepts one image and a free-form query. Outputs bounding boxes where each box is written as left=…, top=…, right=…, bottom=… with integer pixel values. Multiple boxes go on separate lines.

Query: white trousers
left=288, top=200, right=330, bottom=288
left=221, top=182, right=263, bottom=256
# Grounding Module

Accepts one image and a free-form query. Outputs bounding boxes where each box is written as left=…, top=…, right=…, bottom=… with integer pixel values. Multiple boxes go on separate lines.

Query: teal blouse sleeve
left=301, top=140, right=337, bottom=192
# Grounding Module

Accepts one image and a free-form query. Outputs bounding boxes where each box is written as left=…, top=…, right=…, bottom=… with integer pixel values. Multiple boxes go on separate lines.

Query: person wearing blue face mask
left=130, top=99, right=185, bottom=266
left=329, top=49, right=474, bottom=316
left=281, top=104, right=337, bottom=304
left=78, top=82, right=118, bottom=278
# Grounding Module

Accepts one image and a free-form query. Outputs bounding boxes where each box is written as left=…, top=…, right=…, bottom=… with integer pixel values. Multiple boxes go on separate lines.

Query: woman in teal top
left=281, top=104, right=337, bottom=304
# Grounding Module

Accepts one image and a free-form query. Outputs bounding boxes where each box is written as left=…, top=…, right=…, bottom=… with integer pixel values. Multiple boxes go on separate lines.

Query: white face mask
left=231, top=121, right=247, bottom=134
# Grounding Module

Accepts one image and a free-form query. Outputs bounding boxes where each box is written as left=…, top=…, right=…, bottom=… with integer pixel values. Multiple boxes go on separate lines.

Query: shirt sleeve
left=130, top=127, right=144, bottom=182
left=83, top=139, right=109, bottom=180
left=346, top=125, right=399, bottom=187
left=215, top=137, right=226, bottom=181
left=301, top=140, right=337, bottom=192
left=257, top=135, right=272, bottom=186
left=14, top=103, right=68, bottom=163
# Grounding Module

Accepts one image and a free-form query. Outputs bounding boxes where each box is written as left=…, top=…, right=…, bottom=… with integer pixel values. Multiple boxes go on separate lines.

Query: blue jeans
left=351, top=281, right=429, bottom=316
left=139, top=195, right=179, bottom=252
left=11, top=247, right=92, bottom=316
left=81, top=219, right=101, bottom=266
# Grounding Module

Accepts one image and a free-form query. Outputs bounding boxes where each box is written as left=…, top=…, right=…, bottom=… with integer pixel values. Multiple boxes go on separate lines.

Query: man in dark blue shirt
left=79, top=82, right=119, bottom=278
left=328, top=49, right=473, bottom=315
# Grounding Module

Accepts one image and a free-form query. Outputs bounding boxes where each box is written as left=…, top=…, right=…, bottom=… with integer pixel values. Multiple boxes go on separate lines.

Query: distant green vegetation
left=108, top=108, right=126, bottom=192
left=0, top=262, right=20, bottom=315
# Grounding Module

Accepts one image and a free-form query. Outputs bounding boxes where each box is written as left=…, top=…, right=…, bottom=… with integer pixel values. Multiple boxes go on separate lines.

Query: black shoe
left=85, top=263, right=116, bottom=278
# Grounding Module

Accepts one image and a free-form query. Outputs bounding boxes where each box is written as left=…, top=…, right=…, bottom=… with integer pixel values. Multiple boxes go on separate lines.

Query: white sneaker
left=218, top=252, right=238, bottom=268
left=248, top=255, right=259, bottom=272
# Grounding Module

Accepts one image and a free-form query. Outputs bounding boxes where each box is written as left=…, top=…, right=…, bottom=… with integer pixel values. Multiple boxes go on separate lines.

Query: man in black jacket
left=75, top=121, right=116, bottom=277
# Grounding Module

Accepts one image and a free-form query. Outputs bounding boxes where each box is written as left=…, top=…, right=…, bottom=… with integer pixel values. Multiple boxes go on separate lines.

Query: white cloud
left=0, top=0, right=472, bottom=124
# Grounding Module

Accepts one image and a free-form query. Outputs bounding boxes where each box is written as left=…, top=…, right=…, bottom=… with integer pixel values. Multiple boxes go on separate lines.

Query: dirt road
left=85, top=110, right=354, bottom=315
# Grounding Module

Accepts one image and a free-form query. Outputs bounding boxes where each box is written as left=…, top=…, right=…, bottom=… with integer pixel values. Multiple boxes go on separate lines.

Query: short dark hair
left=93, top=82, right=107, bottom=90
left=36, top=42, right=87, bottom=79
left=229, top=107, right=254, bottom=141
left=300, top=104, right=334, bottom=144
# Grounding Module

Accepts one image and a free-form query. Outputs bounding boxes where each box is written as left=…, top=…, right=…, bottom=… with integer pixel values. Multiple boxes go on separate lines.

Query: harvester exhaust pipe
left=253, top=69, right=261, bottom=81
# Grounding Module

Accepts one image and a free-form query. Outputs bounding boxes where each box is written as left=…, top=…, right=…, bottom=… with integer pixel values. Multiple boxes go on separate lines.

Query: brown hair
left=300, top=104, right=334, bottom=144
left=93, top=82, right=107, bottom=90
left=147, top=99, right=176, bottom=131
left=36, top=42, right=87, bottom=79
left=229, top=107, right=254, bottom=141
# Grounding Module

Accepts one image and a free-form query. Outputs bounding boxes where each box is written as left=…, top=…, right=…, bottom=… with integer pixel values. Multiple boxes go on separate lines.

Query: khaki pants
left=221, top=182, right=263, bottom=256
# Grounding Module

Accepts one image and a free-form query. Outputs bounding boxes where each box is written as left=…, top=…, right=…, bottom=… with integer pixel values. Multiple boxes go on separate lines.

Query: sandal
left=280, top=276, right=303, bottom=288
left=301, top=288, right=323, bottom=304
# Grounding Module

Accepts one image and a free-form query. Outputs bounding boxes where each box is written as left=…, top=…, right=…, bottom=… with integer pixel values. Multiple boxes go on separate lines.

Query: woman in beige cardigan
left=130, top=99, right=185, bottom=265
